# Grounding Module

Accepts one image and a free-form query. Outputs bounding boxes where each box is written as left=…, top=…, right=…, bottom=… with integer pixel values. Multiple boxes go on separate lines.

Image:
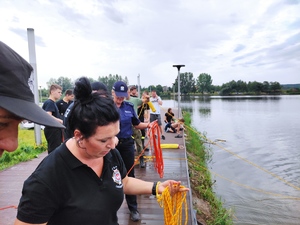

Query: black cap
left=0, top=41, right=64, bottom=128
left=91, top=81, right=108, bottom=91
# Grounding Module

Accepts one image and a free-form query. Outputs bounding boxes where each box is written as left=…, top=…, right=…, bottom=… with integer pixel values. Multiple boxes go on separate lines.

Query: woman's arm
left=14, top=219, right=46, bottom=225
left=134, top=122, right=150, bottom=130
left=122, top=176, right=189, bottom=196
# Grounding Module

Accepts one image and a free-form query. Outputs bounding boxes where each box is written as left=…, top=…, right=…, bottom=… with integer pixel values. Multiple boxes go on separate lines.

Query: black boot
left=139, top=156, right=145, bottom=168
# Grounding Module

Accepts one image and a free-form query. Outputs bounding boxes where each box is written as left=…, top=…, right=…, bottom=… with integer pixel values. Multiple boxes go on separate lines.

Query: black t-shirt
left=137, top=103, right=150, bottom=122
left=165, top=112, right=174, bottom=123
left=63, top=102, right=74, bottom=139
left=56, top=99, right=73, bottom=116
left=17, top=143, right=127, bottom=225
left=42, top=99, right=62, bottom=120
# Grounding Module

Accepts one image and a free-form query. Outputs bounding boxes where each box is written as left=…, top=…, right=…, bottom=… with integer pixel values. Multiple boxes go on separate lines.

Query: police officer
left=112, top=81, right=150, bottom=222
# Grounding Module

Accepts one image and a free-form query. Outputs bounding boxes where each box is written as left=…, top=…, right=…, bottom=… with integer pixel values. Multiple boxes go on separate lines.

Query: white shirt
left=150, top=96, right=161, bottom=114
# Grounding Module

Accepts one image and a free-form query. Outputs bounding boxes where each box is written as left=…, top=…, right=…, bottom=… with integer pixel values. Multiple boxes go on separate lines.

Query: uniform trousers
left=132, top=127, right=143, bottom=155
left=44, top=127, right=62, bottom=154
left=116, top=138, right=138, bottom=212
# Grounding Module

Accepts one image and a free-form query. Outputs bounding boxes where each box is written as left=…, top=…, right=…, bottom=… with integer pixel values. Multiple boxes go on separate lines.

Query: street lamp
left=39, top=86, right=42, bottom=105
left=173, top=65, right=185, bottom=118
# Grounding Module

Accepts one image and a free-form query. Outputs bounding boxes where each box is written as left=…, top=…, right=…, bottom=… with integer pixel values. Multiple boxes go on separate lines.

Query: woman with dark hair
left=14, top=77, right=188, bottom=225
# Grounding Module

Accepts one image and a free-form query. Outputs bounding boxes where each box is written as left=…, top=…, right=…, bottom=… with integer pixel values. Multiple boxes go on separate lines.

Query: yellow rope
left=156, top=182, right=189, bottom=225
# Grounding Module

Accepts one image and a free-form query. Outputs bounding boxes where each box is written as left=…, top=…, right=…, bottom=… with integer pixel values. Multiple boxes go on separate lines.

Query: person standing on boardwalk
left=112, top=81, right=150, bottom=222
left=138, top=91, right=150, bottom=152
left=149, top=89, right=165, bottom=140
left=42, top=84, right=64, bottom=153
left=14, top=77, right=189, bottom=225
left=0, top=41, right=64, bottom=157
left=127, top=85, right=145, bottom=168
left=56, top=89, right=74, bottom=116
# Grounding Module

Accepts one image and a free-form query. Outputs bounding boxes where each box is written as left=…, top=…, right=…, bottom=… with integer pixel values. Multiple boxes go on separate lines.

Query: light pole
left=39, top=86, right=42, bottom=105
left=173, top=65, right=185, bottom=118
left=172, top=83, right=175, bottom=98
left=137, top=74, right=140, bottom=98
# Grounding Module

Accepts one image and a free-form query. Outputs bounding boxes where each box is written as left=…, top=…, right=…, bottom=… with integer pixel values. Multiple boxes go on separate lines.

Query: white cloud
left=0, top=0, right=299, bottom=88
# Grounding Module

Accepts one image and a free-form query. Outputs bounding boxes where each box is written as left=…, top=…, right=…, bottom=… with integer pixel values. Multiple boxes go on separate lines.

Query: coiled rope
left=127, top=120, right=164, bottom=178
left=147, top=121, right=164, bottom=178
left=156, top=181, right=188, bottom=225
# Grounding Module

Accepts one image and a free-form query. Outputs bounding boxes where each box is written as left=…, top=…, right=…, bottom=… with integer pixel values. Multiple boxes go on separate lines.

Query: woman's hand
left=157, top=180, right=189, bottom=196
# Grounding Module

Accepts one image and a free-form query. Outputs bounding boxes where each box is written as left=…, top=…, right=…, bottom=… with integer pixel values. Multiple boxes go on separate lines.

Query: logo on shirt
left=112, top=167, right=123, bottom=188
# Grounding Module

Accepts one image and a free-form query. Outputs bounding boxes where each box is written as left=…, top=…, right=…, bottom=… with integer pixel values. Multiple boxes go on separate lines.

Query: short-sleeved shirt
left=117, top=101, right=140, bottom=139
left=150, top=96, right=161, bottom=114
left=165, top=112, right=174, bottom=123
left=56, top=99, right=73, bottom=116
left=126, top=96, right=142, bottom=113
left=63, top=102, right=74, bottom=139
left=42, top=99, right=62, bottom=120
left=16, top=143, right=127, bottom=225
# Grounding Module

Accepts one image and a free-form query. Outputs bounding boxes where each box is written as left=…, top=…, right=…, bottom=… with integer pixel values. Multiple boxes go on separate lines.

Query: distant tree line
left=41, top=73, right=299, bottom=99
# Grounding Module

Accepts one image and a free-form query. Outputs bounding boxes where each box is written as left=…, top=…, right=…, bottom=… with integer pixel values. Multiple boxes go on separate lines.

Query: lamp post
left=173, top=65, right=185, bottom=118
left=137, top=74, right=140, bottom=98
left=39, top=86, right=42, bottom=105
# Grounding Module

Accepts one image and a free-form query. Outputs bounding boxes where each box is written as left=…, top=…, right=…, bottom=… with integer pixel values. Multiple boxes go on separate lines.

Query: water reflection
left=163, top=95, right=300, bottom=225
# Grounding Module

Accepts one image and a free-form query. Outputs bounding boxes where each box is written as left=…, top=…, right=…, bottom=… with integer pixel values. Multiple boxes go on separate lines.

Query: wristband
left=152, top=181, right=158, bottom=195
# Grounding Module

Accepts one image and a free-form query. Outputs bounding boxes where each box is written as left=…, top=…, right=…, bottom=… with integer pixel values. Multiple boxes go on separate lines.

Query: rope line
left=156, top=182, right=189, bottom=225
left=189, top=160, right=300, bottom=200
left=127, top=120, right=164, bottom=178
left=184, top=125, right=300, bottom=192
left=0, top=205, right=17, bottom=210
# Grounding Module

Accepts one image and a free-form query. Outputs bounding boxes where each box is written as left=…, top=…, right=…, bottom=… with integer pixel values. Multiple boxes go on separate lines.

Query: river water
left=163, top=95, right=300, bottom=225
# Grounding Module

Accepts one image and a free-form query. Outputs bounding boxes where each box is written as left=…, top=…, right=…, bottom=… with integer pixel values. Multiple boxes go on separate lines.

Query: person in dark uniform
left=14, top=77, right=188, bottom=225
left=0, top=41, right=64, bottom=157
left=56, top=89, right=74, bottom=116
left=42, top=84, right=64, bottom=154
left=112, top=81, right=150, bottom=222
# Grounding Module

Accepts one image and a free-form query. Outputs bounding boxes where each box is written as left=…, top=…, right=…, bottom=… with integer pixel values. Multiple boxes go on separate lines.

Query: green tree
left=46, top=76, right=74, bottom=93
left=262, top=81, right=270, bottom=94
left=196, top=73, right=212, bottom=94
left=270, top=81, right=281, bottom=93
left=236, top=80, right=248, bottom=93
left=98, top=74, right=128, bottom=91
left=173, top=72, right=195, bottom=94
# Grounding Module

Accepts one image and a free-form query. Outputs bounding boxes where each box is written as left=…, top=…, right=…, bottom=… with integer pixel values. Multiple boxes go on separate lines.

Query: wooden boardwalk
left=0, top=108, right=195, bottom=225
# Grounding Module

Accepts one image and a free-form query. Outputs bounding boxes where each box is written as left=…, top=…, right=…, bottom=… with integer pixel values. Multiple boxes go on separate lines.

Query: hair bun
left=74, top=77, right=92, bottom=103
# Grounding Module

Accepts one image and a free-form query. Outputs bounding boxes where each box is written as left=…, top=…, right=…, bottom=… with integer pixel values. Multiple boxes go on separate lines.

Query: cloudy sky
left=1, top=0, right=299, bottom=88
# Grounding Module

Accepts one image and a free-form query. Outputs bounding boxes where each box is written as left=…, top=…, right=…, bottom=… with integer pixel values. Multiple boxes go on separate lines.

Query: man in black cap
left=0, top=41, right=64, bottom=157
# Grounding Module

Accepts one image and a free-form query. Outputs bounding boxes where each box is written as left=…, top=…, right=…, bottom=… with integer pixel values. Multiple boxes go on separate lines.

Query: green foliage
left=174, top=72, right=196, bottom=94
left=183, top=112, right=233, bottom=225
left=0, top=129, right=47, bottom=171
left=98, top=74, right=129, bottom=91
left=0, top=143, right=46, bottom=171
left=46, top=76, right=74, bottom=93
left=196, top=73, right=213, bottom=94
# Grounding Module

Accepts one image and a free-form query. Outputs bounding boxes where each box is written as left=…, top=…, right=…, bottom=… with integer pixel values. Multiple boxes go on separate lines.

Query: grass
left=183, top=111, right=233, bottom=225
left=0, top=128, right=47, bottom=171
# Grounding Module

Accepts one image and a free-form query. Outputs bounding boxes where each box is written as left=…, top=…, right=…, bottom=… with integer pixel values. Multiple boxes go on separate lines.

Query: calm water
left=163, top=95, right=300, bottom=225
